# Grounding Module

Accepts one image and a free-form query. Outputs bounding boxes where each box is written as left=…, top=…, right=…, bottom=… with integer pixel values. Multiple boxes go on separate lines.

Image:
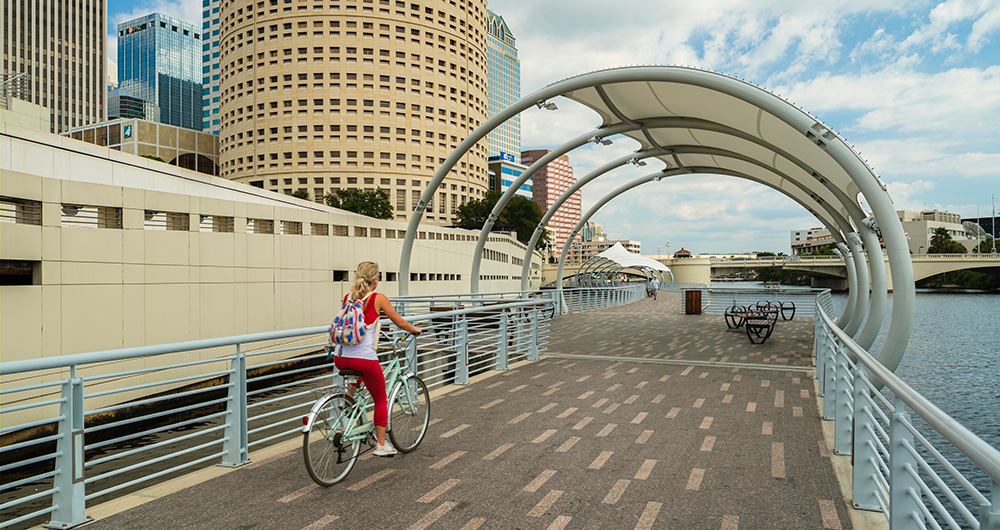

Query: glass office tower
left=117, top=13, right=203, bottom=131
left=485, top=10, right=521, bottom=159
left=201, top=0, right=220, bottom=133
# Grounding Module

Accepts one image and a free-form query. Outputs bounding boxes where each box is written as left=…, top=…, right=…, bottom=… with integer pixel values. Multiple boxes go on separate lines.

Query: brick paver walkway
left=84, top=292, right=851, bottom=530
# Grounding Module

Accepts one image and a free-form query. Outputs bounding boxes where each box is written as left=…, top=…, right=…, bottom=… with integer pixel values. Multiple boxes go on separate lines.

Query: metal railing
left=814, top=291, right=1000, bottom=529
left=0, top=73, right=29, bottom=110
left=557, top=285, right=647, bottom=314
left=0, top=286, right=643, bottom=529
left=695, top=287, right=827, bottom=317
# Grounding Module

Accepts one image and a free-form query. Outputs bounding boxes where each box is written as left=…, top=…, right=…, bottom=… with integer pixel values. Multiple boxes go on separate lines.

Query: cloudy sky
left=107, top=0, right=1000, bottom=254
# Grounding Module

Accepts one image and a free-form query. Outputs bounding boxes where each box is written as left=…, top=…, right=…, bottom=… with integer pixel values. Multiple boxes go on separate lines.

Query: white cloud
left=885, top=180, right=937, bottom=211
left=900, top=0, right=997, bottom=53
left=110, top=0, right=202, bottom=26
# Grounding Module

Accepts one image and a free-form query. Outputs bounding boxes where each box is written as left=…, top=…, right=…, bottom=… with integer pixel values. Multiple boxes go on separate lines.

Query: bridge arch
left=912, top=260, right=1000, bottom=282
left=398, top=66, right=914, bottom=372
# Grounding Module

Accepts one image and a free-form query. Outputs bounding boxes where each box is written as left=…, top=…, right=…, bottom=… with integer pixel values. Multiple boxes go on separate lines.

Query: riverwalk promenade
left=77, top=292, right=857, bottom=530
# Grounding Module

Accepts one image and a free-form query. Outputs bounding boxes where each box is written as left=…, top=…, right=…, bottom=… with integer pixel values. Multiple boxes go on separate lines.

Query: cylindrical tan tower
left=217, top=0, right=490, bottom=225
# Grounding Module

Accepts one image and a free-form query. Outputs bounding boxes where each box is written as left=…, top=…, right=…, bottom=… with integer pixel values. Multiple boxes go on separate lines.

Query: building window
left=248, top=218, right=275, bottom=234
left=144, top=210, right=190, bottom=231
left=61, top=204, right=123, bottom=229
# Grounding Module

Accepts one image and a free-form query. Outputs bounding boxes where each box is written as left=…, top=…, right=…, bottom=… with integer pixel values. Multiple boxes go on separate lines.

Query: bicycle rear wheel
left=388, top=376, right=430, bottom=452
left=303, top=392, right=359, bottom=486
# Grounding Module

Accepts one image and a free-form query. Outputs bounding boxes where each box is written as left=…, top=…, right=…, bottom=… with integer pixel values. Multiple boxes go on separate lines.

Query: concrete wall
left=1, top=122, right=540, bottom=371
left=0, top=98, right=51, bottom=132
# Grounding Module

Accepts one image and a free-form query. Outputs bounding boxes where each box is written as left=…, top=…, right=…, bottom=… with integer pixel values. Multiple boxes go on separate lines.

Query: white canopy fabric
left=595, top=242, right=671, bottom=273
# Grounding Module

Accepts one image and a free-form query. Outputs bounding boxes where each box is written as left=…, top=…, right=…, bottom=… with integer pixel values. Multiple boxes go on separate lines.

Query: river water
left=826, top=288, right=1000, bottom=451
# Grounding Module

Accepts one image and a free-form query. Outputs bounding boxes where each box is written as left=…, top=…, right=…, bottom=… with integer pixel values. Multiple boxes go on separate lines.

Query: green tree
left=290, top=189, right=310, bottom=200
left=325, top=188, right=393, bottom=220
left=456, top=191, right=551, bottom=250
left=140, top=155, right=166, bottom=163
left=929, top=226, right=969, bottom=254
left=455, top=190, right=501, bottom=225
left=976, top=237, right=997, bottom=254
left=929, top=227, right=951, bottom=253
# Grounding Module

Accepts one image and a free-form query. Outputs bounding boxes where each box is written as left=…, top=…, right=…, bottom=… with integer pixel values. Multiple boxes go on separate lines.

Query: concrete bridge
left=547, top=254, right=1000, bottom=291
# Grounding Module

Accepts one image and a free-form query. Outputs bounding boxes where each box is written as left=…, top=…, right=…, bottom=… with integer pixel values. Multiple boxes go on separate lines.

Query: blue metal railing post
left=889, top=398, right=920, bottom=529
left=48, top=372, right=89, bottom=529
left=834, top=352, right=853, bottom=455
left=852, top=366, right=880, bottom=511
left=529, top=307, right=539, bottom=361
left=455, top=319, right=469, bottom=385
left=497, top=312, right=509, bottom=371
left=220, top=345, right=250, bottom=467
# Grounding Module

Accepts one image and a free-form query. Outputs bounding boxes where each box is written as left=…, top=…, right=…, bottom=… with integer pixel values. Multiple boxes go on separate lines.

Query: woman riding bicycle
left=335, top=261, right=422, bottom=456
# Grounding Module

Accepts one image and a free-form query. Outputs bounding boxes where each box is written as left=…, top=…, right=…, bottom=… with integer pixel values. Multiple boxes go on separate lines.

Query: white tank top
left=338, top=294, right=380, bottom=361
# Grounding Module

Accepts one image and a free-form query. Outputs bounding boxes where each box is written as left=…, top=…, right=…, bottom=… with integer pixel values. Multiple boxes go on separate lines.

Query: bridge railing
left=814, top=291, right=1000, bottom=529
left=0, top=286, right=644, bottom=529
left=702, top=287, right=827, bottom=317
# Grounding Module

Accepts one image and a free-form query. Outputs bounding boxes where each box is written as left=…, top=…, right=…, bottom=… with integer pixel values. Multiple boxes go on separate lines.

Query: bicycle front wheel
left=303, top=392, right=359, bottom=486
left=388, top=376, right=430, bottom=452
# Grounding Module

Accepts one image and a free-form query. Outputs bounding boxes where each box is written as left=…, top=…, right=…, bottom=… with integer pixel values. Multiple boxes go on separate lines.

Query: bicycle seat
left=338, top=369, right=363, bottom=377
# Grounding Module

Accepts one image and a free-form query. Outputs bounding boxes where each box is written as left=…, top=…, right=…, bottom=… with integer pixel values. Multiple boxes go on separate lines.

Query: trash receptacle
left=685, top=290, right=702, bottom=314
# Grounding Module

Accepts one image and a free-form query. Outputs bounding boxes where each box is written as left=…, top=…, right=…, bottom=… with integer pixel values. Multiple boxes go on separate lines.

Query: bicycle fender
left=302, top=391, right=344, bottom=433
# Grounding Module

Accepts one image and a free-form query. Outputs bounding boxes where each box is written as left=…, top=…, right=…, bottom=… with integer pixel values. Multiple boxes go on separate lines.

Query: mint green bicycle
left=302, top=332, right=430, bottom=486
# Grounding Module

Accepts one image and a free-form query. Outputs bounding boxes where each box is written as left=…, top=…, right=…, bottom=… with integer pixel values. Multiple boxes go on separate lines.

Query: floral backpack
left=330, top=292, right=376, bottom=348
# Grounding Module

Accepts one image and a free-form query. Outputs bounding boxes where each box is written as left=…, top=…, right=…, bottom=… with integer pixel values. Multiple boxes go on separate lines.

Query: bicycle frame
left=301, top=335, right=415, bottom=441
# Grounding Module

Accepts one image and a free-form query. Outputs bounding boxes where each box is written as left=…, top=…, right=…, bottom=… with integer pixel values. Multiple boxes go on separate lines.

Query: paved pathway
left=83, top=292, right=851, bottom=530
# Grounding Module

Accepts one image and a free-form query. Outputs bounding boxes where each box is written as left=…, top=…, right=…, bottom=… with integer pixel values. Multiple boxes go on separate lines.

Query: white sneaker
left=373, top=440, right=397, bottom=456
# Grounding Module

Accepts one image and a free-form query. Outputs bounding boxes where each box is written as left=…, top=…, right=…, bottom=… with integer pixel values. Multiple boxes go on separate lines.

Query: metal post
left=47, top=373, right=89, bottom=528
left=980, top=481, right=999, bottom=530
left=497, top=312, right=509, bottom=371
left=889, top=398, right=921, bottom=529
left=823, top=332, right=837, bottom=421
left=406, top=333, right=419, bottom=376
left=455, top=319, right=469, bottom=385
left=834, top=352, right=852, bottom=455
left=815, top=310, right=825, bottom=398
left=529, top=308, right=540, bottom=361
left=852, top=366, right=880, bottom=511
left=221, top=345, right=250, bottom=467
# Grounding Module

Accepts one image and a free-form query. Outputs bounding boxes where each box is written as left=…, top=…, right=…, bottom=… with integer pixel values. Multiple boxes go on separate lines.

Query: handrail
left=815, top=296, right=1000, bottom=484
left=0, top=298, right=554, bottom=377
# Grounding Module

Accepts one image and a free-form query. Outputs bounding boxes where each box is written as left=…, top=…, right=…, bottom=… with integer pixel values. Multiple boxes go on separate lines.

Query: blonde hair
left=350, top=261, right=380, bottom=300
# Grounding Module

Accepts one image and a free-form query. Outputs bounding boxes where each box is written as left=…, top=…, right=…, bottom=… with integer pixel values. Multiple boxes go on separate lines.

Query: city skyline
left=105, top=0, right=999, bottom=253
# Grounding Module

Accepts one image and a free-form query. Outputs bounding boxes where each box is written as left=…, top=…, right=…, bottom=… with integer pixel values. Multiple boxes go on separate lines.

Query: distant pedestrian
left=333, top=261, right=422, bottom=457
left=650, top=277, right=660, bottom=300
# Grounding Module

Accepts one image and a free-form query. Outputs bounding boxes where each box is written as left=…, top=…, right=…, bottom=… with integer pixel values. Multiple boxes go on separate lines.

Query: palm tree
left=929, top=227, right=950, bottom=253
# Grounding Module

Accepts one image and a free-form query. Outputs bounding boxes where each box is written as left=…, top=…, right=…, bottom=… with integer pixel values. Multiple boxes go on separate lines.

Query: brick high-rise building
left=2, top=0, right=107, bottom=132
left=215, top=0, right=491, bottom=225
left=521, top=149, right=579, bottom=256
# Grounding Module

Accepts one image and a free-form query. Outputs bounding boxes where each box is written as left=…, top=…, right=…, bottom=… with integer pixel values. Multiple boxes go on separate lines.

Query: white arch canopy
left=398, top=66, right=914, bottom=373
left=591, top=242, right=672, bottom=276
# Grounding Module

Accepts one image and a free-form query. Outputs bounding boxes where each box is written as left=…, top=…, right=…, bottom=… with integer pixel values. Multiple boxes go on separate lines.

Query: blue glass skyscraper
left=117, top=14, right=203, bottom=131
left=485, top=10, right=521, bottom=159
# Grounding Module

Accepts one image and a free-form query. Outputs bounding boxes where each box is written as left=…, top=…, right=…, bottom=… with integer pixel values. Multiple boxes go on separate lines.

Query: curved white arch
left=398, top=66, right=914, bottom=373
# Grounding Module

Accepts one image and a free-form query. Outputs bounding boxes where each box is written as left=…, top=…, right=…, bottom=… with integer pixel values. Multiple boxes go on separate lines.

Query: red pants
left=334, top=356, right=387, bottom=428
